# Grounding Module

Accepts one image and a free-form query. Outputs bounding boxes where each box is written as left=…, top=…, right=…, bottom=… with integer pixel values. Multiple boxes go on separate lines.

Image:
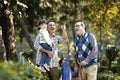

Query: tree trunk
left=0, top=28, right=6, bottom=61
left=17, top=18, right=36, bottom=64
left=0, top=12, right=17, bottom=61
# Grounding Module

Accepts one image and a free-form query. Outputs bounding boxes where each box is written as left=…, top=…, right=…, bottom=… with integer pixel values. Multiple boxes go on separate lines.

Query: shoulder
left=88, top=33, right=96, bottom=38
left=88, top=33, right=97, bottom=43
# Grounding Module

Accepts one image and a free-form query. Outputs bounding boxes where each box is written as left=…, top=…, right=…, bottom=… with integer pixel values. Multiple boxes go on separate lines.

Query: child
left=59, top=50, right=77, bottom=80
left=37, top=20, right=53, bottom=72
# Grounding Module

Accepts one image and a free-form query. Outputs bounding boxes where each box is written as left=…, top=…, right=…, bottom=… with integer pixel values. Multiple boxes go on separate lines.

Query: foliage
left=0, top=61, right=44, bottom=80
left=97, top=72, right=114, bottom=80
left=21, top=49, right=33, bottom=61
left=98, top=66, right=120, bottom=80
left=0, top=0, right=120, bottom=76
left=106, top=46, right=119, bottom=66
left=115, top=51, right=120, bottom=64
left=1, top=0, right=120, bottom=50
left=98, top=66, right=120, bottom=74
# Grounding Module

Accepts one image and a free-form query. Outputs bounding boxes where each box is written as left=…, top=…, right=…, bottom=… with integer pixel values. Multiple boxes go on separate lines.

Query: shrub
left=0, top=61, right=44, bottom=80
left=97, top=72, right=114, bottom=80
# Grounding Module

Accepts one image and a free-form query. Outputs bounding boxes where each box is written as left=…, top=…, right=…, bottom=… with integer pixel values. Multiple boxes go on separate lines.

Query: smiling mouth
left=75, top=30, right=79, bottom=31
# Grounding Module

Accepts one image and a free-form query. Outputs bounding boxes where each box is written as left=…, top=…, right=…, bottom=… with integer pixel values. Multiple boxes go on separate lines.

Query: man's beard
left=75, top=31, right=80, bottom=36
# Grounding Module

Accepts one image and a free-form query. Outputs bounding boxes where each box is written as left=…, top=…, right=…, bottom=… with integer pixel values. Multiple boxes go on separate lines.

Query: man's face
left=47, top=22, right=56, bottom=34
left=74, top=22, right=84, bottom=36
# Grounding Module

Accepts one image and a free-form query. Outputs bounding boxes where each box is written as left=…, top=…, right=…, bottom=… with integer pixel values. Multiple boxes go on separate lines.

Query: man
left=34, top=20, right=67, bottom=80
left=74, top=21, right=98, bottom=80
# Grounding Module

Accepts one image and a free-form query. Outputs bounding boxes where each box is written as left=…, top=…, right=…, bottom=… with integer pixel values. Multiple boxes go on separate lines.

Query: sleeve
left=63, top=53, right=72, bottom=65
left=85, top=33, right=98, bottom=63
left=34, top=33, right=43, bottom=50
left=56, top=35, right=67, bottom=44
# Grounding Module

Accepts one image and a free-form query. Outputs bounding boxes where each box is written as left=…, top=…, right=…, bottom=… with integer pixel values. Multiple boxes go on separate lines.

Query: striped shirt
left=34, top=34, right=66, bottom=68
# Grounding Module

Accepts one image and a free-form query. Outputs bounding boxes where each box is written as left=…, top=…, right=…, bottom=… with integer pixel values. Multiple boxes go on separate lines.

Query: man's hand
left=74, top=63, right=78, bottom=73
left=39, top=48, right=54, bottom=58
left=47, top=51, right=54, bottom=58
left=79, top=60, right=88, bottom=66
left=61, top=23, right=67, bottom=40
left=61, top=24, right=66, bottom=31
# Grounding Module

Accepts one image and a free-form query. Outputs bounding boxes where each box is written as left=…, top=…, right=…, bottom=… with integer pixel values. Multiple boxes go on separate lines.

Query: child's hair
left=37, top=19, right=47, bottom=30
left=37, top=19, right=47, bottom=26
left=59, top=57, right=64, bottom=66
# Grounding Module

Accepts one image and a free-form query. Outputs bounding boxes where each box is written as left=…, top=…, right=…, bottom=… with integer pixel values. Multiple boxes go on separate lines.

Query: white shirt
left=39, top=28, right=53, bottom=46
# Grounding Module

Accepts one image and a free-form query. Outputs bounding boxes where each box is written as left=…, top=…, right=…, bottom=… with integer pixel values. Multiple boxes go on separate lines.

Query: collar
left=50, top=34, right=56, bottom=37
left=78, top=32, right=86, bottom=38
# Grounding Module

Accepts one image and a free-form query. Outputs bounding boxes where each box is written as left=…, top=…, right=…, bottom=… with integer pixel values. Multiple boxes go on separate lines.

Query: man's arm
left=34, top=34, right=42, bottom=50
left=80, top=33, right=98, bottom=66
left=84, top=33, right=98, bottom=63
left=34, top=33, right=53, bottom=58
left=61, top=24, right=68, bottom=40
left=39, top=48, right=53, bottom=58
left=63, top=53, right=72, bottom=65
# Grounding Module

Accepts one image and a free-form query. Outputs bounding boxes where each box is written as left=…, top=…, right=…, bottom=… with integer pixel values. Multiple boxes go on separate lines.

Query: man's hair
left=77, top=21, right=85, bottom=28
left=47, top=20, right=55, bottom=25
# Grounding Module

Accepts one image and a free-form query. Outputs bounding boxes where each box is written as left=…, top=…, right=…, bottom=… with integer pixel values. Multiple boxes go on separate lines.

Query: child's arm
left=63, top=53, right=72, bottom=65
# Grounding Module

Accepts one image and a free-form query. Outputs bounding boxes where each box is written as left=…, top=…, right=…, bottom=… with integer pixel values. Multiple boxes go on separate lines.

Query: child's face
left=40, top=23, right=47, bottom=29
left=62, top=58, right=66, bottom=64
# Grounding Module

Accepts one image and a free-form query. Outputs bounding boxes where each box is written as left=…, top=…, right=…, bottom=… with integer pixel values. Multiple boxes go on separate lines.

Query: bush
left=97, top=72, right=114, bottom=80
left=98, top=66, right=120, bottom=80
left=0, top=61, right=44, bottom=80
left=98, top=66, right=120, bottom=74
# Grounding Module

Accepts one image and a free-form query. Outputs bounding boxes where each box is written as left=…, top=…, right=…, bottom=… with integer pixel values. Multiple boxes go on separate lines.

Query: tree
left=0, top=27, right=6, bottom=61
left=0, top=2, right=17, bottom=61
left=0, top=0, right=119, bottom=62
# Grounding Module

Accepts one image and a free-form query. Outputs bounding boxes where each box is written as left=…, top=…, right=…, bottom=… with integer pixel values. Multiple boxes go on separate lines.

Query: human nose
left=74, top=26, right=78, bottom=30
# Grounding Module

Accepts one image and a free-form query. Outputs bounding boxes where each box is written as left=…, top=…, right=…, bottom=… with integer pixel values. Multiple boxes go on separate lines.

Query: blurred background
left=0, top=0, right=120, bottom=80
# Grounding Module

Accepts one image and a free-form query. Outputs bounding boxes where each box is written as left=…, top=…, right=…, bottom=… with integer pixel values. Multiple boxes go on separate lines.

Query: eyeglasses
left=74, top=22, right=84, bottom=27
left=74, top=25, right=81, bottom=27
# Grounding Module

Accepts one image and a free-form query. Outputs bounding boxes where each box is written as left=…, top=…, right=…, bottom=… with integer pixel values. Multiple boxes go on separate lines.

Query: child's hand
left=52, top=43, right=54, bottom=47
left=68, top=49, right=73, bottom=55
left=49, top=43, right=54, bottom=47
left=68, top=49, right=74, bottom=54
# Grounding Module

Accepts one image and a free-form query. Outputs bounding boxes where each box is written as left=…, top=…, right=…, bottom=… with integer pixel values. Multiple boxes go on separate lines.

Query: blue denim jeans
left=39, top=43, right=52, bottom=66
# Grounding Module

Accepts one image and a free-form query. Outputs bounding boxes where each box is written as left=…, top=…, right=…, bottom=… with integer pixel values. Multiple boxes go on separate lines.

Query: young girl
left=59, top=51, right=77, bottom=80
left=37, top=20, right=53, bottom=72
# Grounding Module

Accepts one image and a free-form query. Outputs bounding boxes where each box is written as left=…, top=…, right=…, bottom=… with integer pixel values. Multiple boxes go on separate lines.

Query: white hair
left=75, top=22, right=85, bottom=28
